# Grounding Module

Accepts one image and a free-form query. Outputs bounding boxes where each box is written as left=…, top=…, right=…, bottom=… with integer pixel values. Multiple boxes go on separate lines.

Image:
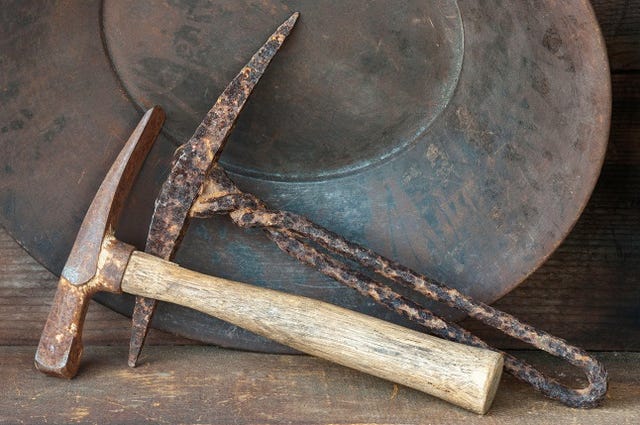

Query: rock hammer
left=34, top=104, right=503, bottom=413
left=35, top=14, right=503, bottom=414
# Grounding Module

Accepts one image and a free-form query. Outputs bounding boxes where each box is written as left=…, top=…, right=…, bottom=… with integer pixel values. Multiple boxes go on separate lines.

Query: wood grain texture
left=0, top=80, right=637, bottom=355
left=0, top=347, right=638, bottom=424
left=123, top=251, right=504, bottom=414
left=1, top=9, right=639, bottom=354
left=592, top=0, right=640, bottom=71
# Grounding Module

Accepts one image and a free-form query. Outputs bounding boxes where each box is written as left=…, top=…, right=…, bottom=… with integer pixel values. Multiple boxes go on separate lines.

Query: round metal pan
left=0, top=0, right=610, bottom=352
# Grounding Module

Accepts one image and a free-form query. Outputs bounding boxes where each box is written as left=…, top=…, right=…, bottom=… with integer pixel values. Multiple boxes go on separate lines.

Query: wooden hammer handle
left=122, top=251, right=503, bottom=414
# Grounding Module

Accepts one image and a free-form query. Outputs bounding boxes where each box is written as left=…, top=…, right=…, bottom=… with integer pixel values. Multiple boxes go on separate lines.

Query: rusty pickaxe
left=34, top=14, right=504, bottom=414
left=125, top=12, right=302, bottom=367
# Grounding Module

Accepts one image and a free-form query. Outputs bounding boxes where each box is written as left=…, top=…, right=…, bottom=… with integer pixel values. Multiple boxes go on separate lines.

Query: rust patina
left=129, top=13, right=299, bottom=367
left=0, top=1, right=611, bottom=352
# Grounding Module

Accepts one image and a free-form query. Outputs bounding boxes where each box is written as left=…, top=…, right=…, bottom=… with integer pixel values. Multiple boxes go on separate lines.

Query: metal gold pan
left=0, top=0, right=610, bottom=352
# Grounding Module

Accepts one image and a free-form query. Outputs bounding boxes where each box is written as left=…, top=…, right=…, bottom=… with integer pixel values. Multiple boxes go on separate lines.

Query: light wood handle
left=122, top=251, right=503, bottom=414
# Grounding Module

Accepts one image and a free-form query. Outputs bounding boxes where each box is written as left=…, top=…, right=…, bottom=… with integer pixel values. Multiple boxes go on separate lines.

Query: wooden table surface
left=1, top=1, right=639, bottom=423
left=1, top=230, right=639, bottom=424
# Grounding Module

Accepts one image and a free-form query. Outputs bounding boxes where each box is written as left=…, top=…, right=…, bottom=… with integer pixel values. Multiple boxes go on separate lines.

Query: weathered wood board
left=1, top=347, right=639, bottom=424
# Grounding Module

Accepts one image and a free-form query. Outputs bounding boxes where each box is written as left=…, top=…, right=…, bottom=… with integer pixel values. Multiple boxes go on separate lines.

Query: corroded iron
left=128, top=12, right=300, bottom=367
left=34, top=107, right=164, bottom=378
left=190, top=165, right=608, bottom=408
left=3, top=2, right=607, bottom=407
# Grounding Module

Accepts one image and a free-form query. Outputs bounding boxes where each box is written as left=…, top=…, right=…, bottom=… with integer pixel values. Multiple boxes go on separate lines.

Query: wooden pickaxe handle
left=123, top=250, right=503, bottom=414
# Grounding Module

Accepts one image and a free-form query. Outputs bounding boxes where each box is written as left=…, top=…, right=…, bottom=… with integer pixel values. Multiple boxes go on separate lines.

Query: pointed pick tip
left=128, top=297, right=158, bottom=368
left=283, top=11, right=299, bottom=31
left=128, top=333, right=144, bottom=368
left=127, top=353, right=139, bottom=368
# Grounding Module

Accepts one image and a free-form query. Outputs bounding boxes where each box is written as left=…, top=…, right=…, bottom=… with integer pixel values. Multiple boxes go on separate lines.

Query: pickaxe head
left=34, top=107, right=165, bottom=378
left=128, top=12, right=299, bottom=366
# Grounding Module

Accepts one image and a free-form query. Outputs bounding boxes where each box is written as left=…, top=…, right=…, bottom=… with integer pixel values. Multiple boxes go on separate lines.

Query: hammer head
left=34, top=107, right=165, bottom=378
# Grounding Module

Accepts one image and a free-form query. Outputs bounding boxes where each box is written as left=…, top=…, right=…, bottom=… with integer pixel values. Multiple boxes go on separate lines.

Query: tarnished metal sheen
left=34, top=108, right=164, bottom=378
left=120, top=11, right=606, bottom=408
left=8, top=4, right=609, bottom=408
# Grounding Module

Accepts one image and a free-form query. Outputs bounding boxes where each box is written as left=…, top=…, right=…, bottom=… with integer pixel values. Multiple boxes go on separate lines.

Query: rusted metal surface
left=61, top=108, right=165, bottom=285
left=191, top=168, right=608, bottom=408
left=34, top=108, right=164, bottom=378
left=129, top=13, right=299, bottom=366
left=0, top=1, right=611, bottom=351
